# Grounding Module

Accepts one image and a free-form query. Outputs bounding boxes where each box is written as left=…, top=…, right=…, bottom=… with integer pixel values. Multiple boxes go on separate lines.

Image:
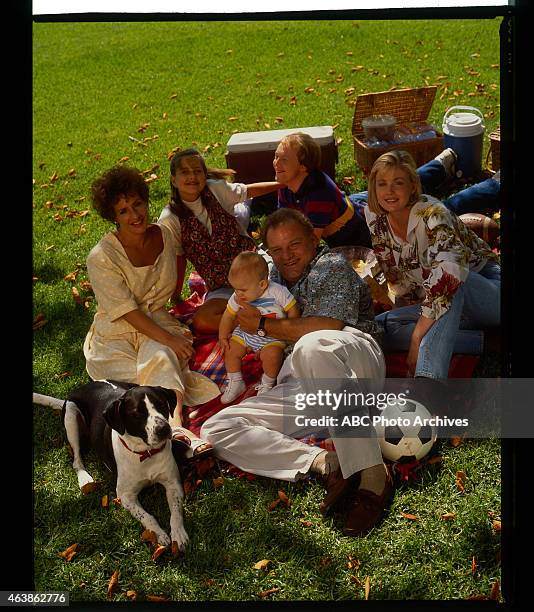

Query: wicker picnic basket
left=488, top=126, right=500, bottom=171
left=352, top=86, right=444, bottom=175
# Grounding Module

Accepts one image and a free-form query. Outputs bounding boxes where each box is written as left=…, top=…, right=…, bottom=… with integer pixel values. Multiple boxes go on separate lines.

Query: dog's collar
left=119, top=437, right=167, bottom=462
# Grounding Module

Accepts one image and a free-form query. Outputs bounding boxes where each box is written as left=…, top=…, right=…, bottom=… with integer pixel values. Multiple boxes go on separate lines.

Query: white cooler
left=225, top=126, right=338, bottom=184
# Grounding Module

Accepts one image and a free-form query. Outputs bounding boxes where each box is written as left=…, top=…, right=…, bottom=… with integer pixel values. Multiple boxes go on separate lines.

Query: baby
left=219, top=251, right=299, bottom=404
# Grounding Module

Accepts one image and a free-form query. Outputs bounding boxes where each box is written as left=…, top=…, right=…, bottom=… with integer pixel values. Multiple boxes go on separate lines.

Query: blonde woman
left=364, top=150, right=500, bottom=381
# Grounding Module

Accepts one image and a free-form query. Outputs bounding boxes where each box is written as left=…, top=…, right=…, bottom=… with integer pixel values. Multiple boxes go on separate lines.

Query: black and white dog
left=33, top=380, right=188, bottom=552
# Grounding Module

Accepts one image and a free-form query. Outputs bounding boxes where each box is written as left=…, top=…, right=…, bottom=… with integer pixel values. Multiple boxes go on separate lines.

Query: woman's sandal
left=171, top=426, right=214, bottom=461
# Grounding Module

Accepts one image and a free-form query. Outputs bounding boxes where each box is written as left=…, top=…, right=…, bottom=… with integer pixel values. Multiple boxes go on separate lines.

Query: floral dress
left=364, top=197, right=499, bottom=321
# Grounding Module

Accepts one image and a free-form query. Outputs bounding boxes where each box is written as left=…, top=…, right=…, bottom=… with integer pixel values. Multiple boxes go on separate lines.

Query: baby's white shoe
left=221, top=378, right=246, bottom=404
left=255, top=381, right=275, bottom=396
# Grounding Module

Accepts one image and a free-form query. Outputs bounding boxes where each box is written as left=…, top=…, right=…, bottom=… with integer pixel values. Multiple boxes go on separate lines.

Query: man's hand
left=235, top=298, right=262, bottom=334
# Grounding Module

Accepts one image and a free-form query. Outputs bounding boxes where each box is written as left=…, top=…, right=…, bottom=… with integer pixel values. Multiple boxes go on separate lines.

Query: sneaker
left=221, top=378, right=246, bottom=404
left=255, top=381, right=275, bottom=395
left=434, top=147, right=458, bottom=179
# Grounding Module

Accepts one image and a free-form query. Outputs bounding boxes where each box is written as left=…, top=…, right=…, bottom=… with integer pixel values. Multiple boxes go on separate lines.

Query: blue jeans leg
left=442, top=178, right=501, bottom=216
left=417, top=160, right=447, bottom=193
left=375, top=262, right=501, bottom=379
left=376, top=304, right=484, bottom=356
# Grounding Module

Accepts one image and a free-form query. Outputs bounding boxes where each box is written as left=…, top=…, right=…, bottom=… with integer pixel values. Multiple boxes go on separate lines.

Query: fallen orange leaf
left=258, top=587, right=280, bottom=598
left=141, top=530, right=158, bottom=543
left=126, top=591, right=137, bottom=601
left=152, top=545, right=167, bottom=561
left=278, top=490, right=290, bottom=506
left=212, top=477, right=224, bottom=488
left=347, top=556, right=361, bottom=570
left=253, top=559, right=272, bottom=570
left=80, top=482, right=98, bottom=495
left=107, top=570, right=119, bottom=598
left=268, top=498, right=281, bottom=511
left=456, top=471, right=466, bottom=493
left=450, top=436, right=463, bottom=447
left=400, top=512, right=418, bottom=521
left=440, top=512, right=456, bottom=520
left=471, top=556, right=477, bottom=575
left=33, top=313, right=47, bottom=331
left=71, top=286, right=82, bottom=304
left=146, top=595, right=168, bottom=602
left=101, top=495, right=109, bottom=508
left=58, top=543, right=79, bottom=562
left=364, top=575, right=370, bottom=600
left=492, top=519, right=501, bottom=531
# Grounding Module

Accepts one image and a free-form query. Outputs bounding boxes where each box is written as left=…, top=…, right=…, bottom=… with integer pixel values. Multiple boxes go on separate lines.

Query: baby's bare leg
left=259, top=344, right=285, bottom=379
left=224, top=339, right=248, bottom=373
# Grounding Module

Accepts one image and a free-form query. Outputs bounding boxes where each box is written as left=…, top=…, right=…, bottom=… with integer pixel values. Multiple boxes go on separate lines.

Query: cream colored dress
left=83, top=224, right=220, bottom=407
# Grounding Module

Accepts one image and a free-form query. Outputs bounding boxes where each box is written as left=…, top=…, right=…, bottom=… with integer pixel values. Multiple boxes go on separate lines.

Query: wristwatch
left=257, top=316, right=267, bottom=337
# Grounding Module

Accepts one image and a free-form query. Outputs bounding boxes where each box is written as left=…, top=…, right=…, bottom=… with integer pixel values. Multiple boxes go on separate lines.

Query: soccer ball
left=374, top=398, right=437, bottom=463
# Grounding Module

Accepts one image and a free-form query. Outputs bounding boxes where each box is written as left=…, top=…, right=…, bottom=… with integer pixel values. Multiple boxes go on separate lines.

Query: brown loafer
left=342, top=466, right=394, bottom=536
left=319, top=468, right=360, bottom=516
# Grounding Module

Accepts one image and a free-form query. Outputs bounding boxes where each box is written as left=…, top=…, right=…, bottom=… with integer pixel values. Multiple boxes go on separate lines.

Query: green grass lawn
left=33, top=18, right=503, bottom=602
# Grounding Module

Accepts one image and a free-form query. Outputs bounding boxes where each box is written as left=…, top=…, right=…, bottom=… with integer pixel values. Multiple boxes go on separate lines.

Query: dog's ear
left=103, top=397, right=126, bottom=435
left=155, top=387, right=178, bottom=418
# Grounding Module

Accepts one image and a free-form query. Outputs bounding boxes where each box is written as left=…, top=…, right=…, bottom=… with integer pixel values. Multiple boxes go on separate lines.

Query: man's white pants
left=201, top=327, right=385, bottom=481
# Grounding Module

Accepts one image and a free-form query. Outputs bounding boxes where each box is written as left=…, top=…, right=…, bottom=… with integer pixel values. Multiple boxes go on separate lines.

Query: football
left=374, top=398, right=437, bottom=463
left=459, top=213, right=500, bottom=250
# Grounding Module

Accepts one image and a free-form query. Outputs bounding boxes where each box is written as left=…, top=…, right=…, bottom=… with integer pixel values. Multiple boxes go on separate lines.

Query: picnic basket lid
left=352, top=86, right=438, bottom=138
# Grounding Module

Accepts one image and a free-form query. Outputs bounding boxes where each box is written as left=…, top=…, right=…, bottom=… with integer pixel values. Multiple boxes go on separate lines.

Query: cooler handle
left=443, top=105, right=485, bottom=127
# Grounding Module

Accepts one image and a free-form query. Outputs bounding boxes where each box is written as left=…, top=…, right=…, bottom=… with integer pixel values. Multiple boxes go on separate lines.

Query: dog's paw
left=154, top=530, right=171, bottom=547
left=171, top=527, right=189, bottom=555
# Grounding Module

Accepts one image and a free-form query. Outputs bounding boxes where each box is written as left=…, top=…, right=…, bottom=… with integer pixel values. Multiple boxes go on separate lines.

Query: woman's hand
left=166, top=332, right=194, bottom=361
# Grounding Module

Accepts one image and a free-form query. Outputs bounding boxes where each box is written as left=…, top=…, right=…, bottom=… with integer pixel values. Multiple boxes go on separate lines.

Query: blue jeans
left=375, top=261, right=501, bottom=379
left=418, top=160, right=501, bottom=215
left=348, top=160, right=501, bottom=216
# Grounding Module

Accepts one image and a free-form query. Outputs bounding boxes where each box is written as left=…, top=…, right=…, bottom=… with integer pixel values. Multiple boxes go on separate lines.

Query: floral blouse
left=364, top=197, right=499, bottom=321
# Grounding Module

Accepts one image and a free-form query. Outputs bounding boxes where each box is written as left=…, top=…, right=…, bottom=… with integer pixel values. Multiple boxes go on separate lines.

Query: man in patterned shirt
left=201, top=209, right=393, bottom=537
